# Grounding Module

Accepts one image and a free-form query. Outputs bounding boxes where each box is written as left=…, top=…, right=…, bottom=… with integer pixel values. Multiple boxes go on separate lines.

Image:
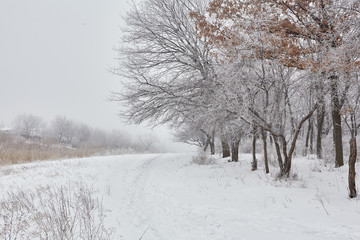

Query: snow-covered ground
left=0, top=152, right=359, bottom=239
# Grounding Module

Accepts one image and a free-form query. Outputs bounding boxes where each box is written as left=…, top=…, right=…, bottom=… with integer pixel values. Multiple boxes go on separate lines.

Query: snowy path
left=0, top=153, right=359, bottom=239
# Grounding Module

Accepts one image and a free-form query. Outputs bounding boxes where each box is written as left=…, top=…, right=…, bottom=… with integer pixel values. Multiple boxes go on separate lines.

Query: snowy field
left=0, top=152, right=359, bottom=240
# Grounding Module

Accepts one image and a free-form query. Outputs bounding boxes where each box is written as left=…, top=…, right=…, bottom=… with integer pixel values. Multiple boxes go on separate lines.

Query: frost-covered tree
left=174, top=122, right=207, bottom=148
left=192, top=0, right=360, bottom=173
left=342, top=73, right=360, bottom=198
left=137, top=134, right=157, bottom=152
left=212, top=56, right=317, bottom=176
left=12, top=114, right=45, bottom=140
left=71, top=122, right=91, bottom=147
left=112, top=0, right=219, bottom=153
left=113, top=0, right=360, bottom=181
left=51, top=116, right=76, bottom=145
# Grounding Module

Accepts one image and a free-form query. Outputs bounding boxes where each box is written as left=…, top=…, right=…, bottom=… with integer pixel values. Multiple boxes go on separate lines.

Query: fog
left=0, top=0, right=189, bottom=151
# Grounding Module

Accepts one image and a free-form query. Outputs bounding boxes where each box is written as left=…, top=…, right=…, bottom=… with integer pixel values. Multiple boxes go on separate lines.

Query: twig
left=139, top=226, right=150, bottom=240
left=318, top=198, right=329, bottom=215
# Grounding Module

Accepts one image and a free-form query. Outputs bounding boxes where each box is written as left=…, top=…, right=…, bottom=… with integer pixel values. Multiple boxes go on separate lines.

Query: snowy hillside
left=0, top=153, right=359, bottom=239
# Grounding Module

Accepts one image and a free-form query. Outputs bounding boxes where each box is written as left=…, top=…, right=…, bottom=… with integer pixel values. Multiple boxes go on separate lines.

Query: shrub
left=192, top=150, right=216, bottom=165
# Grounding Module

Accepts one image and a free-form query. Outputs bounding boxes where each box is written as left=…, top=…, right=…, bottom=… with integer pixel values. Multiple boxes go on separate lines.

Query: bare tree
left=174, top=124, right=207, bottom=148
left=137, top=134, right=157, bottom=152
left=342, top=73, right=360, bottom=198
left=213, top=57, right=318, bottom=176
left=73, top=122, right=91, bottom=146
left=111, top=0, right=217, bottom=141
left=106, top=130, right=132, bottom=150
left=51, top=116, right=76, bottom=145
left=12, top=114, right=45, bottom=140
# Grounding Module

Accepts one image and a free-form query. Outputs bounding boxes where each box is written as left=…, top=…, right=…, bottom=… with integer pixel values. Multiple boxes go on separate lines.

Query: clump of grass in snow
left=272, top=171, right=308, bottom=188
left=0, top=183, right=115, bottom=240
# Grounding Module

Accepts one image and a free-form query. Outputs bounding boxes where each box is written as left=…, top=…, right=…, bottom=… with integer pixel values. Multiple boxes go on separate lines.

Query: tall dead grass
left=0, top=132, right=125, bottom=166
left=0, top=183, right=115, bottom=239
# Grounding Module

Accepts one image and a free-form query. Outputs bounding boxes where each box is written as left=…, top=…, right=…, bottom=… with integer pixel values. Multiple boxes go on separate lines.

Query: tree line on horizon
left=0, top=114, right=160, bottom=163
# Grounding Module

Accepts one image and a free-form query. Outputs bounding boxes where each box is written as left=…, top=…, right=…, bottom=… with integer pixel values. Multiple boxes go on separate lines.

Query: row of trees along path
left=113, top=0, right=360, bottom=198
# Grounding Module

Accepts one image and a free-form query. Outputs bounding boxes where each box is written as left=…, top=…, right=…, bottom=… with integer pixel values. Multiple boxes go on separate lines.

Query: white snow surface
left=0, top=153, right=359, bottom=240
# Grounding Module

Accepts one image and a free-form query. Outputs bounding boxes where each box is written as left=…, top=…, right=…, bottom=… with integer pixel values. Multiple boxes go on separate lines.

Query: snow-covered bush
left=192, top=150, right=216, bottom=165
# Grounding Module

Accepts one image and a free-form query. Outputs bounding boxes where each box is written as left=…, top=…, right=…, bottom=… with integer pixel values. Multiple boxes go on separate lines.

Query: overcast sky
left=0, top=0, right=188, bottom=149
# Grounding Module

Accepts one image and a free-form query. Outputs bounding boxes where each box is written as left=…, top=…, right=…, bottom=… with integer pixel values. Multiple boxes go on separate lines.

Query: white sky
left=0, top=0, right=188, bottom=150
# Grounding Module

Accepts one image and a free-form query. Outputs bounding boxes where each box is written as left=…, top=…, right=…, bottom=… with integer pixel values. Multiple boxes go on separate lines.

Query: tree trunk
left=274, top=104, right=318, bottom=177
left=230, top=139, right=240, bottom=162
left=272, top=134, right=284, bottom=173
left=252, top=132, right=257, bottom=171
left=203, top=133, right=215, bottom=155
left=221, top=140, right=230, bottom=158
left=310, top=120, right=314, bottom=154
left=348, top=137, right=357, bottom=198
left=262, top=129, right=269, bottom=174
left=330, top=76, right=344, bottom=167
left=210, top=140, right=215, bottom=155
left=316, top=101, right=325, bottom=159
left=304, top=118, right=312, bottom=156
left=203, top=137, right=210, bottom=152
left=210, top=129, right=216, bottom=155
left=281, top=136, right=290, bottom=176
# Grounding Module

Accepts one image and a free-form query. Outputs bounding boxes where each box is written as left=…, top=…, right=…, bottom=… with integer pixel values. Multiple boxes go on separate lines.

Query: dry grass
left=0, top=183, right=115, bottom=239
left=0, top=133, right=121, bottom=166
